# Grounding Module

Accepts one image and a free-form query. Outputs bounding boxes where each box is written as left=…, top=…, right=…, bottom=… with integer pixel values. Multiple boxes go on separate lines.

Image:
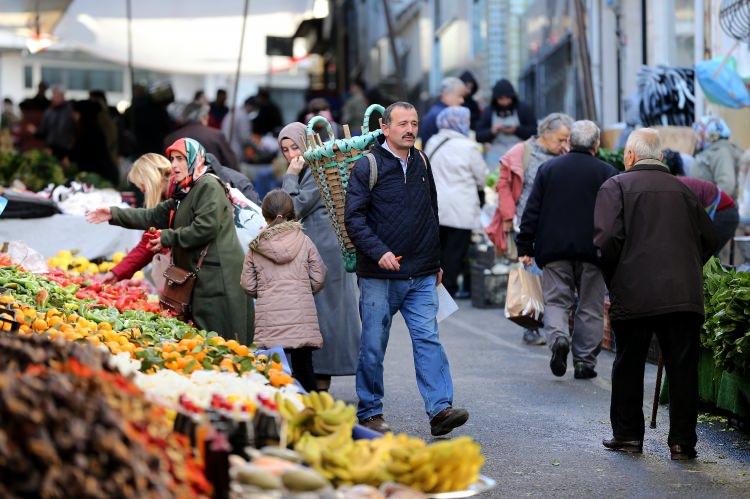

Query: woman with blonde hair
left=101, top=153, right=173, bottom=283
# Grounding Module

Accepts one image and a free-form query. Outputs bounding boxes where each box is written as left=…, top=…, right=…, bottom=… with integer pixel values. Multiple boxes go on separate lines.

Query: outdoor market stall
left=0, top=247, right=495, bottom=498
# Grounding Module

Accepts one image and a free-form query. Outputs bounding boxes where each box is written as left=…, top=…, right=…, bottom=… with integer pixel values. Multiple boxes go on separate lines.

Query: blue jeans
left=356, top=275, right=454, bottom=421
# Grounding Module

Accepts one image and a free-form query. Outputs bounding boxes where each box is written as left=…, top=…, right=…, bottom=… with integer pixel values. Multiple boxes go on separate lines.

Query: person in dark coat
left=164, top=103, right=238, bottom=171
left=208, top=89, right=229, bottom=129
left=594, top=128, right=717, bottom=461
left=477, top=79, right=536, bottom=170
left=123, top=84, right=173, bottom=158
left=459, top=70, right=481, bottom=131
left=36, top=86, right=75, bottom=161
left=205, top=152, right=260, bottom=204
left=517, top=121, right=618, bottom=380
left=418, top=77, right=466, bottom=146
left=345, top=101, right=468, bottom=437
left=664, top=150, right=739, bottom=256
left=252, top=88, right=283, bottom=136
left=71, top=99, right=119, bottom=184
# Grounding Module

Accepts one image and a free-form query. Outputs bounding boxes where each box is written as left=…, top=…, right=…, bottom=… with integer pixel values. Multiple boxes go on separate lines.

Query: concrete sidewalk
left=331, top=301, right=750, bottom=498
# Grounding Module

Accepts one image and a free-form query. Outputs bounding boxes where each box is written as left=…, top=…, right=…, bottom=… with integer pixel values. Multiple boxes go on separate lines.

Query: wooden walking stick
left=650, top=354, right=665, bottom=429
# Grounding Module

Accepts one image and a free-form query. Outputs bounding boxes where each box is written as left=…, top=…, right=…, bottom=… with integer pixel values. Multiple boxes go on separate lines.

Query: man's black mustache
left=402, top=134, right=415, bottom=139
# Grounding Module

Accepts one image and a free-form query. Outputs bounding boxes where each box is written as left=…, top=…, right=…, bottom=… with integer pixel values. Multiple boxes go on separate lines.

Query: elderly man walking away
left=419, top=77, right=466, bottom=146
left=594, top=128, right=716, bottom=460
left=345, top=102, right=469, bottom=436
left=487, top=112, right=573, bottom=346
left=517, top=121, right=618, bottom=379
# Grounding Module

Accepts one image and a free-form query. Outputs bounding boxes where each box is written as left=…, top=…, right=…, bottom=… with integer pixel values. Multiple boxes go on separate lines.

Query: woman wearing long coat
left=87, top=137, right=251, bottom=343
left=278, top=122, right=361, bottom=390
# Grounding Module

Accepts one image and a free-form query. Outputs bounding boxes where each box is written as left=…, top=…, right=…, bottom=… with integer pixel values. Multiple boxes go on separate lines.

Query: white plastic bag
left=150, top=252, right=170, bottom=294
left=5, top=241, right=48, bottom=274
left=226, top=186, right=266, bottom=252
left=504, top=265, right=544, bottom=329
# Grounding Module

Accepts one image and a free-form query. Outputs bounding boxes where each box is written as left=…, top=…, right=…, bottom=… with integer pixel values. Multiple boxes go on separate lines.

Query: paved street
left=331, top=301, right=750, bottom=498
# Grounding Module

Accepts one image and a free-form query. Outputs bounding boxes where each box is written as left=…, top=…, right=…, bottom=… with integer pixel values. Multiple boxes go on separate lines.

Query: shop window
left=40, top=66, right=124, bottom=92
left=24, top=66, right=33, bottom=89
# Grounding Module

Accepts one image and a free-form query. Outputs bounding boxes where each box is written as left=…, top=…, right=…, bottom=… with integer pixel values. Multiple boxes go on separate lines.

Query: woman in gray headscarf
left=278, top=122, right=361, bottom=390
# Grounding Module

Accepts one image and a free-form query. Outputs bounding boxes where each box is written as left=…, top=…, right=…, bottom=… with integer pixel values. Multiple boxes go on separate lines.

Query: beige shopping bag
left=504, top=266, right=544, bottom=329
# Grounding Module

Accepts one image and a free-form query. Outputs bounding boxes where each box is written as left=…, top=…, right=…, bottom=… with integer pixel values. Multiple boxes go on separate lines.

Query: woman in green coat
left=87, top=137, right=251, bottom=343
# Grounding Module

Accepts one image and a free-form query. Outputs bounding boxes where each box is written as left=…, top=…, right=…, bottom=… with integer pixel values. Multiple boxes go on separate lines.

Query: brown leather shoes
left=359, top=414, right=391, bottom=434
left=602, top=437, right=643, bottom=453
left=430, top=407, right=469, bottom=436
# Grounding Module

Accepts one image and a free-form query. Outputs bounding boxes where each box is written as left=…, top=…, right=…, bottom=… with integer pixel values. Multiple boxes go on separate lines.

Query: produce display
left=702, top=258, right=750, bottom=376
left=0, top=149, right=112, bottom=191
left=0, top=266, right=282, bottom=377
left=46, top=249, right=125, bottom=276
left=0, top=334, right=211, bottom=498
left=0, top=253, right=489, bottom=498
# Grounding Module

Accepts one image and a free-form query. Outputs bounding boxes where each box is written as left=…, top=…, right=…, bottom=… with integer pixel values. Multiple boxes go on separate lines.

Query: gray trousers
left=542, top=261, right=606, bottom=368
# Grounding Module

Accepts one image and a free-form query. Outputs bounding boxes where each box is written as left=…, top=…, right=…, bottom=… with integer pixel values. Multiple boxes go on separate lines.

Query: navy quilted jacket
left=345, top=139, right=441, bottom=279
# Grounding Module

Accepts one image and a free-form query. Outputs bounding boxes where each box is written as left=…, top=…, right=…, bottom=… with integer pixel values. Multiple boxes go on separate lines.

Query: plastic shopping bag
left=226, top=186, right=266, bottom=253
left=150, top=252, right=170, bottom=294
left=504, top=265, right=544, bottom=329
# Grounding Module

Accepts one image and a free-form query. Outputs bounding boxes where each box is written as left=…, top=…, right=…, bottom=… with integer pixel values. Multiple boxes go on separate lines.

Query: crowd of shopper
left=4, top=68, right=743, bottom=456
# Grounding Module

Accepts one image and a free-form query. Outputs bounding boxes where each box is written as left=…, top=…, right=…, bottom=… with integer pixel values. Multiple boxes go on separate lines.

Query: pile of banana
left=295, top=428, right=425, bottom=486
left=276, top=391, right=357, bottom=444
left=387, top=436, right=485, bottom=493
left=275, top=392, right=485, bottom=493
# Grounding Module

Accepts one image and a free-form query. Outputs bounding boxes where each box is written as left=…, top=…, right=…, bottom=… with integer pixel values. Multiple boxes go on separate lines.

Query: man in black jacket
left=517, top=121, right=618, bottom=380
left=345, top=102, right=468, bottom=436
left=594, top=128, right=716, bottom=460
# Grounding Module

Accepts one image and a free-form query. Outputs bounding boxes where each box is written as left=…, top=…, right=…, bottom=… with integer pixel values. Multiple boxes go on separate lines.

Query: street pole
left=381, top=0, right=405, bottom=100
left=229, top=0, right=251, bottom=149
left=126, top=0, right=135, bottom=133
left=573, top=0, right=597, bottom=120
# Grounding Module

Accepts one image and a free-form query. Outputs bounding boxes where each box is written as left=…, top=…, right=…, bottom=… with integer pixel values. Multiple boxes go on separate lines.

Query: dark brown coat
left=593, top=160, right=717, bottom=321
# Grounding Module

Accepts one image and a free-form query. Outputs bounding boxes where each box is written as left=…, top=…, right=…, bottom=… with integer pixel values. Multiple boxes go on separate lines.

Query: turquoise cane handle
left=361, top=104, right=385, bottom=135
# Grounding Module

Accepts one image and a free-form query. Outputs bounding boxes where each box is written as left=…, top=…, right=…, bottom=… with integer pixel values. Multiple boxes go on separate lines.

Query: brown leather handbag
left=160, top=245, right=209, bottom=318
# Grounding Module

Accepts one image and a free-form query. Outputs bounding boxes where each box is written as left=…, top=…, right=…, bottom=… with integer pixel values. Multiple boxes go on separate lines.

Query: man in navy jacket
left=517, top=121, right=618, bottom=380
left=345, top=102, right=469, bottom=436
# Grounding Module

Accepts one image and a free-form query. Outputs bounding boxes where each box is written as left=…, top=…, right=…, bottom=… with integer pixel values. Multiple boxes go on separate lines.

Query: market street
left=331, top=302, right=750, bottom=498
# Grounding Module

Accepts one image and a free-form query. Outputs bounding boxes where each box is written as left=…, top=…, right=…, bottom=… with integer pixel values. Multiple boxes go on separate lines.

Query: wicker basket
left=302, top=104, right=385, bottom=272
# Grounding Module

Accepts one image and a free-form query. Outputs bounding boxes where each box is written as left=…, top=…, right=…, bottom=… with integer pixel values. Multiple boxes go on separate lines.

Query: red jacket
left=110, top=231, right=163, bottom=280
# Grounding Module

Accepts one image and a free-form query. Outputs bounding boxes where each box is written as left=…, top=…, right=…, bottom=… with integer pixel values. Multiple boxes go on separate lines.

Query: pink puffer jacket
left=240, top=221, right=327, bottom=349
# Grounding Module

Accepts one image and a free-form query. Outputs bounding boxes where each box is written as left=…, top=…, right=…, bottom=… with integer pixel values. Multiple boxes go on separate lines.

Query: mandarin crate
left=303, top=104, right=385, bottom=272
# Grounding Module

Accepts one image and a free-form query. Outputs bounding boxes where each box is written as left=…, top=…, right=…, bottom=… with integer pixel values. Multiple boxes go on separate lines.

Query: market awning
left=0, top=0, right=72, bottom=50
left=47, top=0, right=317, bottom=75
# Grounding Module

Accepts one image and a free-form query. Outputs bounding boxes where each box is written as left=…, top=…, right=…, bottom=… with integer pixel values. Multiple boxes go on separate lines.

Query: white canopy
left=47, top=0, right=316, bottom=75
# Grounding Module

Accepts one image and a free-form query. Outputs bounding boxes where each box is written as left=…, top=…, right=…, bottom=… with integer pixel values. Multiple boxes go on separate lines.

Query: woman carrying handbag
left=87, top=137, right=251, bottom=343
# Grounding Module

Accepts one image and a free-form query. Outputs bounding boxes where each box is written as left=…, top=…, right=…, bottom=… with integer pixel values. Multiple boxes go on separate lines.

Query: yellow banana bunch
left=278, top=391, right=358, bottom=444
left=387, top=436, right=484, bottom=493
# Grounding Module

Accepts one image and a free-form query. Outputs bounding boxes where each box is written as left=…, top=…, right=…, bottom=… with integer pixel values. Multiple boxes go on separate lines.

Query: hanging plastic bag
left=696, top=58, right=750, bottom=109
left=505, top=265, right=544, bottom=329
left=5, top=241, right=48, bottom=274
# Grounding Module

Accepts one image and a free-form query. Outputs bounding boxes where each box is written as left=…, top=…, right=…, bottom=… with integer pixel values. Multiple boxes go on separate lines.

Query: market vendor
left=87, top=137, right=252, bottom=343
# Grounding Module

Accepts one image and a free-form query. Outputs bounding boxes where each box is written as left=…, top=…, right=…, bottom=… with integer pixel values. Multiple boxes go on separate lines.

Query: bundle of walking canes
left=303, top=104, right=385, bottom=272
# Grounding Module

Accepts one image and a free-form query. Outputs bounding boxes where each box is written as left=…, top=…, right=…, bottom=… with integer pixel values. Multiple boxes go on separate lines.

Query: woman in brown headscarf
left=278, top=122, right=361, bottom=391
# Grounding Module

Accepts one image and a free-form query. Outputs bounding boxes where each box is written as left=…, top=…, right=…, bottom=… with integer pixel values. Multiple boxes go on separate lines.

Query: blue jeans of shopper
left=356, top=275, right=454, bottom=421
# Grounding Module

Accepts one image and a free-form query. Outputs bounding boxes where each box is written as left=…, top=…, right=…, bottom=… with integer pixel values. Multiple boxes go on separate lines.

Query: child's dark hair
left=261, top=189, right=296, bottom=225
